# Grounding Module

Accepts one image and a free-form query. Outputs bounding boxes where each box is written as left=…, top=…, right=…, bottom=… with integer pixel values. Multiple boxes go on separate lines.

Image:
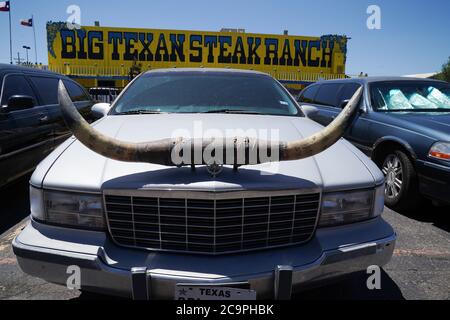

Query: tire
left=381, top=149, right=421, bottom=212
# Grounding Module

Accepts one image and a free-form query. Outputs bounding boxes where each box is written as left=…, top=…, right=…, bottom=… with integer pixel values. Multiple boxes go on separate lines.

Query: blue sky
left=0, top=0, right=449, bottom=76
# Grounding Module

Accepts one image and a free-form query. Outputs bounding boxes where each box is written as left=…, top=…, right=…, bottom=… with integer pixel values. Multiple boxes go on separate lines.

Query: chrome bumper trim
left=13, top=225, right=396, bottom=300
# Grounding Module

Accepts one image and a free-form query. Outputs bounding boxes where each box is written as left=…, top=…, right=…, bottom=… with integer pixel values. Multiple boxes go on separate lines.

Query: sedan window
left=339, top=84, right=361, bottom=105
left=63, top=80, right=90, bottom=102
left=314, top=84, right=342, bottom=107
left=298, top=85, right=319, bottom=104
left=1, top=74, right=37, bottom=107
left=29, top=76, right=59, bottom=105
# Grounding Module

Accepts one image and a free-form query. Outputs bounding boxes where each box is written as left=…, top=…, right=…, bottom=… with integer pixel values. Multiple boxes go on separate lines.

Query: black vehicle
left=0, top=64, right=94, bottom=188
left=297, top=77, right=450, bottom=210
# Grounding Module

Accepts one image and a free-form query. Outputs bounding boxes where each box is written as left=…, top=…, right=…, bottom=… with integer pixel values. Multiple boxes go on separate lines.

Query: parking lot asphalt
left=0, top=175, right=449, bottom=300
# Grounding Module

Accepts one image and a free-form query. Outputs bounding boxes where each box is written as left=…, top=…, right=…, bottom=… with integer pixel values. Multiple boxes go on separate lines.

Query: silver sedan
left=13, top=69, right=396, bottom=300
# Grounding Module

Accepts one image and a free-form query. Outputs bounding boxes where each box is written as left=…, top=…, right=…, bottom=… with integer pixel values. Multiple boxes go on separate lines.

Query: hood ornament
left=206, top=162, right=224, bottom=177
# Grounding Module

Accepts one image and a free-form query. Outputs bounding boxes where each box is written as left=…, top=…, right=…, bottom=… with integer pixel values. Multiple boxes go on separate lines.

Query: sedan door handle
left=39, top=115, right=49, bottom=123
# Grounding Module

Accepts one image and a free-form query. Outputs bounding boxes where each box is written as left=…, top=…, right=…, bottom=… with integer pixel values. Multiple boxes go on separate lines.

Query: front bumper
left=416, top=159, right=450, bottom=205
left=13, top=218, right=396, bottom=300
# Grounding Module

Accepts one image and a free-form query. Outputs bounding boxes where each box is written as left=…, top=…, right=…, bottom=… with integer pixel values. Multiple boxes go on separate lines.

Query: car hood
left=385, top=111, right=450, bottom=138
left=36, top=114, right=382, bottom=193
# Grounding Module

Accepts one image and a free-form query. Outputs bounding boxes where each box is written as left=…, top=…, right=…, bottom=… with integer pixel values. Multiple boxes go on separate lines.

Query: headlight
left=30, top=186, right=45, bottom=221
left=429, top=142, right=450, bottom=161
left=30, top=186, right=105, bottom=230
left=373, top=184, right=385, bottom=218
left=319, top=186, right=384, bottom=228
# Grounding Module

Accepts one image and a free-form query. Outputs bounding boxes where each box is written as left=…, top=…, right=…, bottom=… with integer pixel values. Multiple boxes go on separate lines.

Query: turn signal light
left=429, top=151, right=450, bottom=160
left=429, top=142, right=450, bottom=161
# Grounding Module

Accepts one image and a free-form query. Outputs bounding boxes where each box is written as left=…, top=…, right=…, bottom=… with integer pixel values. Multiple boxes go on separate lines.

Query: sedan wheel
left=380, top=150, right=421, bottom=211
left=382, top=154, right=403, bottom=200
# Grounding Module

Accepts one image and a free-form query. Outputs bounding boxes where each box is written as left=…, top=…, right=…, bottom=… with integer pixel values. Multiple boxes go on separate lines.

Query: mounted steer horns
left=58, top=80, right=363, bottom=166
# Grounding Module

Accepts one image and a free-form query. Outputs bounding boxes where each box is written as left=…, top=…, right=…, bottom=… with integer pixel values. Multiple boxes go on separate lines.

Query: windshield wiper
left=115, top=110, right=168, bottom=115
left=202, top=109, right=262, bottom=115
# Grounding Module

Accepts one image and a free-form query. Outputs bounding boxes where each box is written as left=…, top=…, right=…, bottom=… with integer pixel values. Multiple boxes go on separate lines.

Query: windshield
left=112, top=72, right=300, bottom=116
left=370, top=81, right=450, bottom=112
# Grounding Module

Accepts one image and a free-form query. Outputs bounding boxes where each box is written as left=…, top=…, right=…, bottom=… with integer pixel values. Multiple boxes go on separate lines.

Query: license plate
left=175, top=285, right=257, bottom=301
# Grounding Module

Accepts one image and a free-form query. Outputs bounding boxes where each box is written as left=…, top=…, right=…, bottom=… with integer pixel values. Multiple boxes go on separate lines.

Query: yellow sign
left=47, top=22, right=347, bottom=81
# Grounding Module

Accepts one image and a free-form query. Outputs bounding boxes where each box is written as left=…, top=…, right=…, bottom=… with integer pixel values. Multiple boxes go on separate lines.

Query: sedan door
left=298, top=82, right=373, bottom=154
left=27, top=75, right=67, bottom=147
left=0, top=74, right=53, bottom=186
left=338, top=83, right=373, bottom=154
left=311, top=83, right=344, bottom=125
left=27, top=76, right=93, bottom=148
left=297, top=84, right=325, bottom=122
left=298, top=83, right=343, bottom=126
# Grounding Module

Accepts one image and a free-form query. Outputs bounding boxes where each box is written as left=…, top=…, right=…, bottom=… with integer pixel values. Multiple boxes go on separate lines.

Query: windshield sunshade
left=371, top=82, right=450, bottom=111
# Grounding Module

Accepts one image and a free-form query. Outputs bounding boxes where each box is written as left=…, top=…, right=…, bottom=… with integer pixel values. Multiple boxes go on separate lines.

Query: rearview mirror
left=301, top=105, right=319, bottom=118
left=91, top=103, right=111, bottom=120
left=7, top=95, right=35, bottom=111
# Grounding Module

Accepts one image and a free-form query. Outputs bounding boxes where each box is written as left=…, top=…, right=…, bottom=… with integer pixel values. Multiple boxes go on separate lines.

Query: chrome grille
left=104, top=191, right=320, bottom=255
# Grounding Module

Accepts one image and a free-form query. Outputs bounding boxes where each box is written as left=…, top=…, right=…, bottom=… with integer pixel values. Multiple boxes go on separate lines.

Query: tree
left=436, top=56, right=450, bottom=82
left=129, top=57, right=142, bottom=81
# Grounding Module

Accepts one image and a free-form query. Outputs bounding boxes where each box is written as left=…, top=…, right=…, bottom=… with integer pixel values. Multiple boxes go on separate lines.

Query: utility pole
left=14, top=52, right=22, bottom=65
left=9, top=2, right=12, bottom=64
left=32, top=14, right=37, bottom=64
left=23, top=46, right=31, bottom=64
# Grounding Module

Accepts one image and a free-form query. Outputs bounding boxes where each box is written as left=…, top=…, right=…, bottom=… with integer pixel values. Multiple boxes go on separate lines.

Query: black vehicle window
left=29, top=76, right=59, bottom=105
left=1, top=74, right=37, bottom=107
left=63, top=80, right=90, bottom=102
left=298, top=85, right=319, bottom=104
left=339, top=84, right=361, bottom=106
left=315, top=84, right=342, bottom=107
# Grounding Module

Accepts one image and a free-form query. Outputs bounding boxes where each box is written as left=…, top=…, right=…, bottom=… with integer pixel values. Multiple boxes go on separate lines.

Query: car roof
left=143, top=68, right=270, bottom=77
left=315, top=76, right=448, bottom=85
left=0, top=63, right=64, bottom=77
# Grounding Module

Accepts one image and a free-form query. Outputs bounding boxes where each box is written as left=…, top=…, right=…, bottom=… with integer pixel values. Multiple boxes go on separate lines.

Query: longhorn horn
left=58, top=80, right=362, bottom=166
left=281, top=86, right=363, bottom=160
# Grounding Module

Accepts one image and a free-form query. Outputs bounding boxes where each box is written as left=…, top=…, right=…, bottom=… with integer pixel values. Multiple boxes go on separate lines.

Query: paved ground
left=1, top=175, right=449, bottom=300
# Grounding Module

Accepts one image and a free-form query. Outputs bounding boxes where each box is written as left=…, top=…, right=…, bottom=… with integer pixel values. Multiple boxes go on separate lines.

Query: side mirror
left=7, top=95, right=35, bottom=111
left=339, top=99, right=351, bottom=109
left=91, top=103, right=111, bottom=120
left=0, top=106, right=7, bottom=116
left=360, top=104, right=368, bottom=113
left=301, top=105, right=319, bottom=118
